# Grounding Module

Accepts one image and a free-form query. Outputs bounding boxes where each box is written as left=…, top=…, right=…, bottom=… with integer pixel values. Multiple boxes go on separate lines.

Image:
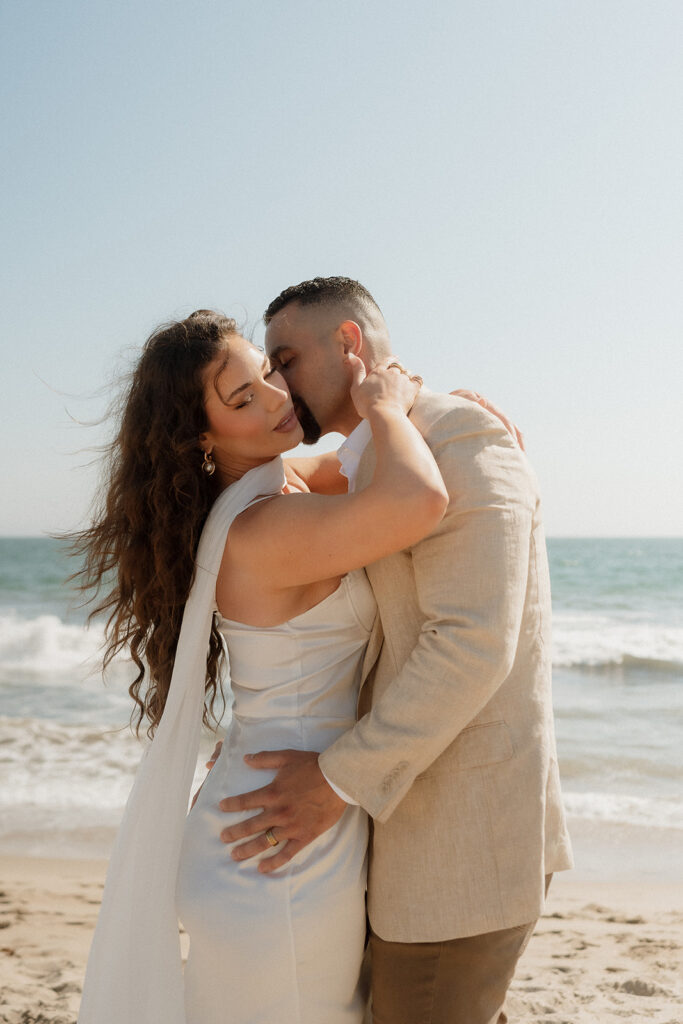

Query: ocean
left=1, top=536, right=681, bottom=879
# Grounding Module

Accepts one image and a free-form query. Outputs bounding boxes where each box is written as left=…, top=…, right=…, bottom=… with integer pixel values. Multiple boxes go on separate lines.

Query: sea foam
left=0, top=611, right=110, bottom=683
left=563, top=790, right=683, bottom=830
left=0, top=714, right=223, bottom=857
left=552, top=612, right=683, bottom=672
left=3, top=610, right=682, bottom=687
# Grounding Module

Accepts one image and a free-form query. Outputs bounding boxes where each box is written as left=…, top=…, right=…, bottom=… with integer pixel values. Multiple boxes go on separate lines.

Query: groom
left=218, top=277, right=573, bottom=1023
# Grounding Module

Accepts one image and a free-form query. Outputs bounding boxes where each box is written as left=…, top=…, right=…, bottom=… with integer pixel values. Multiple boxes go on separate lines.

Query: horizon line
left=1, top=534, right=683, bottom=542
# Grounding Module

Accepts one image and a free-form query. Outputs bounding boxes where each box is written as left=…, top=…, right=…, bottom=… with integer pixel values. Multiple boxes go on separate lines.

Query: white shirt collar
left=336, top=419, right=372, bottom=492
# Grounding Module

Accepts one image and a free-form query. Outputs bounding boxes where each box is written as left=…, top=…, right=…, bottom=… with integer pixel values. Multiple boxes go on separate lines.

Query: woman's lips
left=273, top=408, right=299, bottom=432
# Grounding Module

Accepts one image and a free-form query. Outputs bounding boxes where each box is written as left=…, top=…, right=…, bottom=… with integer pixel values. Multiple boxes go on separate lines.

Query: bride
left=75, top=309, right=447, bottom=1023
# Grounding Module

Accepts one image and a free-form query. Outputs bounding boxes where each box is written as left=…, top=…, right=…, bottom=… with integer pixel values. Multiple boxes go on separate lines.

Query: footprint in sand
left=52, top=980, right=82, bottom=994
left=629, top=939, right=679, bottom=957
left=13, top=1012, right=74, bottom=1024
left=582, top=903, right=645, bottom=925
left=611, top=978, right=673, bottom=997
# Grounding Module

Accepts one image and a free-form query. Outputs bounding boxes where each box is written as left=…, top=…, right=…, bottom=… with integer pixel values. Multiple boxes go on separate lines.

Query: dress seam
left=284, top=866, right=303, bottom=1022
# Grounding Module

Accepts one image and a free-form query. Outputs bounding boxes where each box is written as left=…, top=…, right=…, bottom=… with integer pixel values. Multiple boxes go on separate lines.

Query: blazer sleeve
left=318, top=404, right=538, bottom=823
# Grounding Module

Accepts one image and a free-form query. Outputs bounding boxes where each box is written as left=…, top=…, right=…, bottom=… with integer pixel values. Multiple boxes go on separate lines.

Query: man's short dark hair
left=264, top=276, right=382, bottom=325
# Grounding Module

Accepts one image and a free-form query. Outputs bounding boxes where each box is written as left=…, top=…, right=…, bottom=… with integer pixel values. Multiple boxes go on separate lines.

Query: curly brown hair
left=69, top=310, right=239, bottom=736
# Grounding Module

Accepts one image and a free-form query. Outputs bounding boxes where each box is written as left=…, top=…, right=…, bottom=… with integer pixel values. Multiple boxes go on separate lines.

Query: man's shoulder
left=410, top=388, right=503, bottom=439
left=410, top=389, right=536, bottom=499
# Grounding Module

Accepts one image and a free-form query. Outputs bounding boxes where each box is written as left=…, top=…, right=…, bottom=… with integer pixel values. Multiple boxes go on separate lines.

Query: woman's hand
left=190, top=740, right=223, bottom=809
left=351, top=356, right=422, bottom=420
left=452, top=389, right=525, bottom=451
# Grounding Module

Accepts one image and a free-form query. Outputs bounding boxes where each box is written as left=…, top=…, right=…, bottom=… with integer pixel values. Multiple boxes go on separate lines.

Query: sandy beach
left=0, top=856, right=680, bottom=1024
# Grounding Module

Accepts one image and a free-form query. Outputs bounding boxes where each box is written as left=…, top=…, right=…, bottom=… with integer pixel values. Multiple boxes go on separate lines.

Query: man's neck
left=322, top=395, right=363, bottom=438
left=334, top=409, right=363, bottom=438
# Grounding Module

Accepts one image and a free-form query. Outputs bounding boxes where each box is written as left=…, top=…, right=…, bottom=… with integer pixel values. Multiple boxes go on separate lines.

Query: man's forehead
left=264, top=314, right=302, bottom=354
left=265, top=304, right=327, bottom=352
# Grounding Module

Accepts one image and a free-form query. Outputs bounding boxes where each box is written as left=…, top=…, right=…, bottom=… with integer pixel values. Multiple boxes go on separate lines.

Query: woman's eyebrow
left=223, top=381, right=252, bottom=402
left=222, top=357, right=270, bottom=403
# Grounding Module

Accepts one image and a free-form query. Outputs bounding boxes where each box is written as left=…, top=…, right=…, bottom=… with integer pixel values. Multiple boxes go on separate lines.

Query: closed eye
left=233, top=393, right=254, bottom=409
left=233, top=362, right=279, bottom=407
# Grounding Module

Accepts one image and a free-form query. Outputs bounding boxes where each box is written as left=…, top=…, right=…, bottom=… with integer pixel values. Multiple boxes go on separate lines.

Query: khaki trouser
left=368, top=875, right=552, bottom=1024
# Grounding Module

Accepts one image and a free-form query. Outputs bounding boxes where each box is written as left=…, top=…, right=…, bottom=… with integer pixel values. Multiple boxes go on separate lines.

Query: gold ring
left=410, top=375, right=423, bottom=386
left=265, top=828, right=279, bottom=848
left=386, top=361, right=407, bottom=374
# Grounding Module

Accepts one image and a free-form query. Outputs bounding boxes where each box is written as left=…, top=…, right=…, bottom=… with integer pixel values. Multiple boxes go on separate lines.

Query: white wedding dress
left=176, top=568, right=375, bottom=1024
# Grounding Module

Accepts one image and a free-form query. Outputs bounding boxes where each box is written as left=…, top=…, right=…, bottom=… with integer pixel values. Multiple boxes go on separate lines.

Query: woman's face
left=201, top=336, right=303, bottom=479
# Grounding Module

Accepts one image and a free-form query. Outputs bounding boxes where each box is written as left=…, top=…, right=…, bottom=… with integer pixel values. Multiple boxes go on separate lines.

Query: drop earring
left=202, top=451, right=216, bottom=476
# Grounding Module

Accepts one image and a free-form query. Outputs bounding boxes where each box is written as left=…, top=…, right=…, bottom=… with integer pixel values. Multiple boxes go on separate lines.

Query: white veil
left=78, top=456, right=285, bottom=1024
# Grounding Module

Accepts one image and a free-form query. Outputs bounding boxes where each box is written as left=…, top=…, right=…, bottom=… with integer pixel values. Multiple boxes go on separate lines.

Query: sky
left=1, top=0, right=681, bottom=537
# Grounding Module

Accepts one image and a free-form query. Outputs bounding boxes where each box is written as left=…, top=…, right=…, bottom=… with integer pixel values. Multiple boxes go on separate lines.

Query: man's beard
left=292, top=394, right=322, bottom=444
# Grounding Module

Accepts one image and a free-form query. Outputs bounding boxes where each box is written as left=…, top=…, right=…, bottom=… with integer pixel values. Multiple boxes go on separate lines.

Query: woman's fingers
left=206, top=739, right=223, bottom=768
left=451, top=389, right=525, bottom=450
left=191, top=739, right=223, bottom=808
left=451, top=388, right=480, bottom=402
left=346, top=352, right=367, bottom=388
left=352, top=356, right=421, bottom=417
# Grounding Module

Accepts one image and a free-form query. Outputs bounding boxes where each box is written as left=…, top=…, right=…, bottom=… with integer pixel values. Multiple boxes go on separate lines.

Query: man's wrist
left=319, top=764, right=358, bottom=806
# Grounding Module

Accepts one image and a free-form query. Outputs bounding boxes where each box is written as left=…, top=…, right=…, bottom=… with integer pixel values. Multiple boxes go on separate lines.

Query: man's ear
left=338, top=320, right=363, bottom=357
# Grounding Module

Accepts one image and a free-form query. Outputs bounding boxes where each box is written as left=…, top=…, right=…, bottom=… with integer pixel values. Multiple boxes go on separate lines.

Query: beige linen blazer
left=319, top=389, right=573, bottom=943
